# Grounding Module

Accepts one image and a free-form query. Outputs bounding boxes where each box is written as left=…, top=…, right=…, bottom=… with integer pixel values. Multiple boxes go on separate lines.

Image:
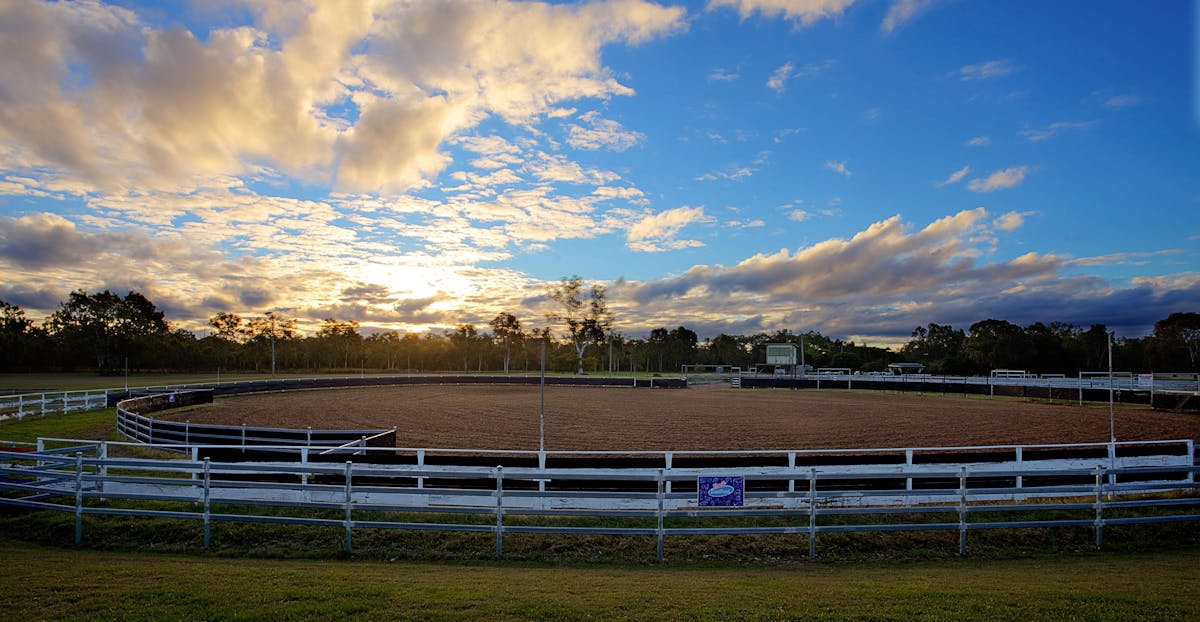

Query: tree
left=314, top=318, right=360, bottom=370
left=965, top=319, right=1031, bottom=372
left=242, top=312, right=298, bottom=373
left=447, top=323, right=478, bottom=371
left=47, top=290, right=169, bottom=371
left=1, top=300, right=36, bottom=369
left=547, top=276, right=612, bottom=374
left=489, top=312, right=523, bottom=375
left=1153, top=312, right=1200, bottom=370
left=902, top=323, right=970, bottom=374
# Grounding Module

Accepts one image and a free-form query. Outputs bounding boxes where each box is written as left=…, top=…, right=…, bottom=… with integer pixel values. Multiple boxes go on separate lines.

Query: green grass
left=0, top=542, right=1196, bottom=621
left=0, top=407, right=117, bottom=444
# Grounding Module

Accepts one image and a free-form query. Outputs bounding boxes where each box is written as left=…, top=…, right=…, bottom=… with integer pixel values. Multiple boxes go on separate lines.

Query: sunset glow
left=0, top=0, right=1196, bottom=343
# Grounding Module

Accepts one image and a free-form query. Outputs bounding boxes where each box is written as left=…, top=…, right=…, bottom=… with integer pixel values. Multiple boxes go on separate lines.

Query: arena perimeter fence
left=2, top=386, right=1197, bottom=560
left=4, top=371, right=1198, bottom=420
left=0, top=374, right=686, bottom=421
left=1, top=439, right=1198, bottom=561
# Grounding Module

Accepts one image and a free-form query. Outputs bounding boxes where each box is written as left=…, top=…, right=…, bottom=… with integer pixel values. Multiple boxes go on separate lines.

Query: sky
left=0, top=0, right=1198, bottom=347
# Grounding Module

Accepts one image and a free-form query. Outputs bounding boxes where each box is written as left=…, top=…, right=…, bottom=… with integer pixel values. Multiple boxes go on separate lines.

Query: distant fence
left=0, top=374, right=686, bottom=421
left=2, top=439, right=1197, bottom=560
left=0, top=390, right=108, bottom=420
left=114, top=390, right=396, bottom=455
left=4, top=372, right=1196, bottom=420
left=740, top=373, right=1200, bottom=409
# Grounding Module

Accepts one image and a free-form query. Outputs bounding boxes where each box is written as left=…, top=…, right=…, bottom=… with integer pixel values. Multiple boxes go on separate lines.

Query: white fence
left=0, top=390, right=109, bottom=420
left=3, top=439, right=1197, bottom=560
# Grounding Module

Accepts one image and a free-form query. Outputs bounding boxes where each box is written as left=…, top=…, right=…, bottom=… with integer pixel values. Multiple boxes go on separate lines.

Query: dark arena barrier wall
left=738, top=376, right=1154, bottom=405
left=115, top=389, right=396, bottom=456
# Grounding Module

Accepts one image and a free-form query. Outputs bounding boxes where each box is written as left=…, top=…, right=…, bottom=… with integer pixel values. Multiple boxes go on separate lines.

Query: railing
left=3, top=440, right=1197, bottom=561
left=0, top=390, right=109, bottom=420
left=1, top=374, right=687, bottom=420
left=114, top=391, right=394, bottom=453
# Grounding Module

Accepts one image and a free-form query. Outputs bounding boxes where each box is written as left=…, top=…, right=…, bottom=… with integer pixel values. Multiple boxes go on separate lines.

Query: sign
left=698, top=476, right=744, bottom=507
left=1137, top=374, right=1154, bottom=389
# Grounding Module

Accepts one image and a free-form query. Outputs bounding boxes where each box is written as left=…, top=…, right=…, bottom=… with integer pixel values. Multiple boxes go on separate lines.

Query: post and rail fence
left=2, top=440, right=1197, bottom=561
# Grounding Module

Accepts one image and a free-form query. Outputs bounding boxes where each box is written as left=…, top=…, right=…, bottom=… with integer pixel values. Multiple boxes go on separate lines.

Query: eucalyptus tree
left=489, top=312, right=523, bottom=374
left=547, top=276, right=612, bottom=375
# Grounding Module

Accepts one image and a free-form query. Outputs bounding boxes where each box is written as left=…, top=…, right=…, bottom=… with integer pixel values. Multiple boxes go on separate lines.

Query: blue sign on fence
left=698, top=476, right=744, bottom=507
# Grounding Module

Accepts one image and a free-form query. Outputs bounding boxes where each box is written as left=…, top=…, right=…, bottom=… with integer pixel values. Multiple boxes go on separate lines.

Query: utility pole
left=1108, top=331, right=1115, bottom=444
left=269, top=313, right=277, bottom=377
left=540, top=337, right=546, bottom=453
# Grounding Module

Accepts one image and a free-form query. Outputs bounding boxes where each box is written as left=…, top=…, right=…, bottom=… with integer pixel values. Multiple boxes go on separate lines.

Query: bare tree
left=547, top=276, right=612, bottom=375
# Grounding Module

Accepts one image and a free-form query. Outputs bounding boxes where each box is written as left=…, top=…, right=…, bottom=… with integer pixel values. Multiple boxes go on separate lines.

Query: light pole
left=1108, top=331, right=1115, bottom=444
left=540, top=337, right=546, bottom=453
left=269, top=313, right=277, bottom=377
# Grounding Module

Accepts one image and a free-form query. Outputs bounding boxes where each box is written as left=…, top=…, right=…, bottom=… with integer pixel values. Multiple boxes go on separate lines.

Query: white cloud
left=627, top=206, right=713, bottom=252
left=1071, top=249, right=1184, bottom=267
left=881, top=0, right=943, bottom=34
left=957, top=59, right=1018, bottom=81
left=697, top=152, right=770, bottom=182
left=825, top=160, right=851, bottom=177
left=992, top=211, right=1032, bottom=232
left=565, top=111, right=645, bottom=151
left=968, top=166, right=1030, bottom=192
left=767, top=61, right=795, bottom=92
left=0, top=0, right=687, bottom=195
left=936, top=165, right=970, bottom=187
left=1086, top=90, right=1144, bottom=110
left=967, top=136, right=991, bottom=147
left=708, top=0, right=858, bottom=26
left=1019, top=121, right=1096, bottom=142
left=1102, top=94, right=1142, bottom=109
left=709, top=68, right=740, bottom=82
left=766, top=59, right=834, bottom=92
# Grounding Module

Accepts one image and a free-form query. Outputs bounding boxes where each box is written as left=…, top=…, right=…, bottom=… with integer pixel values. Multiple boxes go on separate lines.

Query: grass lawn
left=0, top=407, right=117, bottom=444
left=0, top=543, right=1196, bottom=621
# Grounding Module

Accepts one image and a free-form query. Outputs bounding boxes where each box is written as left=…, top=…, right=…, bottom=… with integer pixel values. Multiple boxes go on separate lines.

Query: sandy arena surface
left=167, top=384, right=1200, bottom=451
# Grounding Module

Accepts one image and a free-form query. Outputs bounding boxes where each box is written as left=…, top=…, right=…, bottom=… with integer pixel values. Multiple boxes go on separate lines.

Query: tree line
left=1, top=285, right=1197, bottom=375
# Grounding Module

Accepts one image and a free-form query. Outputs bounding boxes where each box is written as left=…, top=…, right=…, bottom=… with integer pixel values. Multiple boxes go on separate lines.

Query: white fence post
left=1094, top=465, right=1104, bottom=550
left=808, top=468, right=817, bottom=560
left=958, top=466, right=968, bottom=556
left=74, top=452, right=84, bottom=545
left=656, top=468, right=665, bottom=562
left=664, top=453, right=673, bottom=494
left=344, top=461, right=353, bottom=553
left=202, top=458, right=211, bottom=549
left=495, top=466, right=505, bottom=558
left=787, top=452, right=796, bottom=494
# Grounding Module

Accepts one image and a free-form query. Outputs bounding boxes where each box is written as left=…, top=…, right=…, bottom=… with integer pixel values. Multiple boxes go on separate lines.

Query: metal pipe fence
left=5, top=371, right=1197, bottom=420
left=3, top=442, right=1197, bottom=561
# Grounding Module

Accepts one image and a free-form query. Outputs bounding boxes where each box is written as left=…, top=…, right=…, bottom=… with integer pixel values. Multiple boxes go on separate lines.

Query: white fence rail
left=3, top=439, right=1197, bottom=560
left=0, top=390, right=109, bottom=420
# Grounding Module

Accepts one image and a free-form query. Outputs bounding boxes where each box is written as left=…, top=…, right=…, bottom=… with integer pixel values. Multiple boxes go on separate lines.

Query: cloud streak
left=968, top=166, right=1030, bottom=192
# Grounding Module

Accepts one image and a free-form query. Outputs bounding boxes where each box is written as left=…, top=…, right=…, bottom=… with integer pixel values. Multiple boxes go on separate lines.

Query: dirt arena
left=164, top=384, right=1200, bottom=451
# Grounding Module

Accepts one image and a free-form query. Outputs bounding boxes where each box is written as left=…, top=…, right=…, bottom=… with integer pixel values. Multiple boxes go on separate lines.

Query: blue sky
left=0, top=0, right=1197, bottom=345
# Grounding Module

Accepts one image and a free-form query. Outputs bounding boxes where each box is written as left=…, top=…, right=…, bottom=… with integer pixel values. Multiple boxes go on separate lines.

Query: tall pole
left=1108, top=331, right=1115, bottom=444
left=540, top=337, right=546, bottom=453
left=270, top=313, right=277, bottom=377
